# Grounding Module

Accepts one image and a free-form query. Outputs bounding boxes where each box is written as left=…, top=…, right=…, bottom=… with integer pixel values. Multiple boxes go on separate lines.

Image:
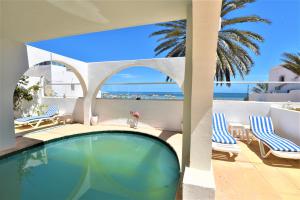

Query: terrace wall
left=93, top=99, right=183, bottom=131
left=39, top=97, right=300, bottom=144
left=213, top=100, right=300, bottom=145
left=41, top=97, right=84, bottom=123
left=249, top=90, right=300, bottom=102
left=40, top=97, right=183, bottom=131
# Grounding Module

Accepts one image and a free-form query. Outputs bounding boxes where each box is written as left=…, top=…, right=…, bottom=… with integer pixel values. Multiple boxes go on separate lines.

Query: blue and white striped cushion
left=45, top=105, right=59, bottom=117
left=212, top=113, right=237, bottom=144
left=15, top=106, right=59, bottom=122
left=250, top=115, right=300, bottom=152
left=15, top=115, right=48, bottom=122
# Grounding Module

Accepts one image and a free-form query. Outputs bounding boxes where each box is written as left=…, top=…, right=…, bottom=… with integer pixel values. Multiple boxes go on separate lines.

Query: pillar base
left=182, top=166, right=216, bottom=200
left=0, top=137, right=16, bottom=151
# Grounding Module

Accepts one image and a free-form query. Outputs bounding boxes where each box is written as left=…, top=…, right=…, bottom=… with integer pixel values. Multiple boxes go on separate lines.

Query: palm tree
left=280, top=52, right=300, bottom=75
left=252, top=83, right=268, bottom=93
left=150, top=0, right=270, bottom=83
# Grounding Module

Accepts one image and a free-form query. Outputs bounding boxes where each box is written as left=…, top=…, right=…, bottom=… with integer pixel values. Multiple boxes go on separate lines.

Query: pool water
left=0, top=132, right=180, bottom=200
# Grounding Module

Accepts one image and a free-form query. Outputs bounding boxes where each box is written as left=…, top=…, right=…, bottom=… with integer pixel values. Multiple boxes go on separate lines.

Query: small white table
left=243, top=124, right=252, bottom=144
left=57, top=113, right=73, bottom=125
left=229, top=122, right=250, bottom=143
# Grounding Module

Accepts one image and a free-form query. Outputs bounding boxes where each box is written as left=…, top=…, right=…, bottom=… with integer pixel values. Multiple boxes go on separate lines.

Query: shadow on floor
left=158, top=130, right=181, bottom=141
left=212, top=151, right=238, bottom=162
left=15, top=121, right=60, bottom=136
left=246, top=140, right=300, bottom=168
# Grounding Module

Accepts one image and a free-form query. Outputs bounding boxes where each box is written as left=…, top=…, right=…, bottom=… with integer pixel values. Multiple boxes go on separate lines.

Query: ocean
left=101, top=92, right=248, bottom=101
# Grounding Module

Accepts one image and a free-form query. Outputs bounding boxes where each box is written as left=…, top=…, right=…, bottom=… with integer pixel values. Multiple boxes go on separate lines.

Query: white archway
left=92, top=64, right=184, bottom=100
left=83, top=57, right=185, bottom=125
left=89, top=65, right=184, bottom=130
left=26, top=46, right=186, bottom=125
left=27, top=46, right=88, bottom=96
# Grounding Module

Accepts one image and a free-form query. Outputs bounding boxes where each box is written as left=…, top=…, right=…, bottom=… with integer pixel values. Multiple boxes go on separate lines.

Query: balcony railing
left=43, top=81, right=300, bottom=102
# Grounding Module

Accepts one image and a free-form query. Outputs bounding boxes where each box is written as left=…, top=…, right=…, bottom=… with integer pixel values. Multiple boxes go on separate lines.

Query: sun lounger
left=249, top=115, right=300, bottom=159
left=212, top=113, right=240, bottom=155
left=15, top=105, right=59, bottom=128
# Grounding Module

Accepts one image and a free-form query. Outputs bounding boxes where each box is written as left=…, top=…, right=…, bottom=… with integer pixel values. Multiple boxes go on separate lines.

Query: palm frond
left=252, top=83, right=268, bottom=93
left=222, top=15, right=271, bottom=27
left=222, top=0, right=256, bottom=17
left=221, top=30, right=260, bottom=55
left=280, top=52, right=300, bottom=75
left=150, top=0, right=270, bottom=82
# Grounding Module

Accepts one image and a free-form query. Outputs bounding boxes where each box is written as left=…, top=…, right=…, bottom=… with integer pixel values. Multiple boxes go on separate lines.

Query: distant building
left=268, top=66, right=300, bottom=93
left=250, top=66, right=300, bottom=102
left=25, top=62, right=83, bottom=98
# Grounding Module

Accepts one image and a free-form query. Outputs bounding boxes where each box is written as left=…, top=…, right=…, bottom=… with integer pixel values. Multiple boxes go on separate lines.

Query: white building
left=268, top=66, right=300, bottom=93
left=25, top=62, right=83, bottom=98
left=250, top=66, right=300, bottom=102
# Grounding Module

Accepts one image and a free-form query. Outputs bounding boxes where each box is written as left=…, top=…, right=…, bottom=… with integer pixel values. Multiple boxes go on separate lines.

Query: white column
left=0, top=38, right=28, bottom=150
left=83, top=96, right=92, bottom=125
left=182, top=4, right=192, bottom=169
left=182, top=0, right=222, bottom=199
left=189, top=0, right=220, bottom=169
left=183, top=0, right=221, bottom=172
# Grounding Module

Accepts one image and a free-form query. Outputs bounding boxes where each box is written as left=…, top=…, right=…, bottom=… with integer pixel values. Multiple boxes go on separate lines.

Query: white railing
left=43, top=81, right=300, bottom=102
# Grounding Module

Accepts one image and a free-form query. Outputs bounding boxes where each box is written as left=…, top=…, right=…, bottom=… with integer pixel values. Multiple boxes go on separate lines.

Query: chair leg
left=264, top=150, right=272, bottom=158
left=259, top=140, right=266, bottom=158
left=34, top=120, right=42, bottom=128
left=258, top=141, right=272, bottom=158
left=246, top=132, right=252, bottom=144
left=28, top=123, right=35, bottom=128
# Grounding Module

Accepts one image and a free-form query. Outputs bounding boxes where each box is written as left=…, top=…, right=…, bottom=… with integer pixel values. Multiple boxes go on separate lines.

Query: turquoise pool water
left=0, top=132, right=180, bottom=200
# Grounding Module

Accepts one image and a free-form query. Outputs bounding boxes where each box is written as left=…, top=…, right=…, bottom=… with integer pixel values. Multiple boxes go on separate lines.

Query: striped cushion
left=15, top=115, right=49, bottom=122
left=15, top=105, right=59, bottom=123
left=45, top=105, right=59, bottom=117
left=250, top=115, right=300, bottom=152
left=212, top=113, right=237, bottom=144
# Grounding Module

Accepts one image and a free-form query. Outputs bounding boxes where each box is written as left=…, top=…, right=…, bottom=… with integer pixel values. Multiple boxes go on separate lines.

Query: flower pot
left=91, top=116, right=98, bottom=126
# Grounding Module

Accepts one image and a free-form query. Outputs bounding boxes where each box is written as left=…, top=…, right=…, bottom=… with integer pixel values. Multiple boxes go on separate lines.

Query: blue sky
left=30, top=0, right=300, bottom=93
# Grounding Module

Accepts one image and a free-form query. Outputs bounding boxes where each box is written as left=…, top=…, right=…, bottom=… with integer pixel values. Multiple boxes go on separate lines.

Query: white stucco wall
left=26, top=46, right=89, bottom=96
left=269, top=66, right=300, bottom=82
left=33, top=98, right=300, bottom=144
left=40, top=97, right=84, bottom=123
left=43, top=98, right=271, bottom=127
left=249, top=90, right=300, bottom=102
left=213, top=101, right=299, bottom=124
left=268, top=66, right=300, bottom=93
left=213, top=101, right=276, bottom=124
left=213, top=101, right=300, bottom=146
left=93, top=99, right=183, bottom=131
left=26, top=64, right=83, bottom=97
left=39, top=97, right=183, bottom=131
left=270, top=106, right=300, bottom=145
left=26, top=46, right=186, bottom=126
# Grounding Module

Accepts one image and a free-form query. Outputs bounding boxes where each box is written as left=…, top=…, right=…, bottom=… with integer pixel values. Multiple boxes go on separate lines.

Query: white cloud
left=117, top=73, right=137, bottom=79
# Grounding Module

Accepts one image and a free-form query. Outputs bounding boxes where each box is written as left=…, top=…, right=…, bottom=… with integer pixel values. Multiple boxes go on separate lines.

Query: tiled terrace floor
left=1, top=124, right=300, bottom=199
left=213, top=140, right=300, bottom=200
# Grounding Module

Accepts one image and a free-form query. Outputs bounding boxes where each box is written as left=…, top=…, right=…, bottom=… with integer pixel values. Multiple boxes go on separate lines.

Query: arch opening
left=92, top=65, right=184, bottom=100
left=13, top=60, right=86, bottom=121
left=91, top=66, right=184, bottom=131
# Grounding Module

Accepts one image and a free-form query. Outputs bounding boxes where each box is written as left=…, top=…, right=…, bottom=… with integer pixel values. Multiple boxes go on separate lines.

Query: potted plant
left=129, top=111, right=140, bottom=128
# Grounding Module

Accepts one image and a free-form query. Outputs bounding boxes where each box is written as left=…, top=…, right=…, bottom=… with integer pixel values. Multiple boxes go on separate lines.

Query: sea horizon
left=101, top=91, right=248, bottom=100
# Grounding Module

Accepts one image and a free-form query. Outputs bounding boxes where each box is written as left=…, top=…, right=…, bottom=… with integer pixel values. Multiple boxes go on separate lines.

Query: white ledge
left=183, top=166, right=216, bottom=200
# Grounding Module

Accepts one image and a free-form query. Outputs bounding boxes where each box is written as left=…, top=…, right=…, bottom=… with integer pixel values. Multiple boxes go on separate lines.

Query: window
left=279, top=75, right=285, bottom=82
left=71, top=83, right=75, bottom=91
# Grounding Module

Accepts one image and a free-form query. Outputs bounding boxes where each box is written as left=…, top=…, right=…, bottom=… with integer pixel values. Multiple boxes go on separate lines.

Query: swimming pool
left=0, top=132, right=180, bottom=200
